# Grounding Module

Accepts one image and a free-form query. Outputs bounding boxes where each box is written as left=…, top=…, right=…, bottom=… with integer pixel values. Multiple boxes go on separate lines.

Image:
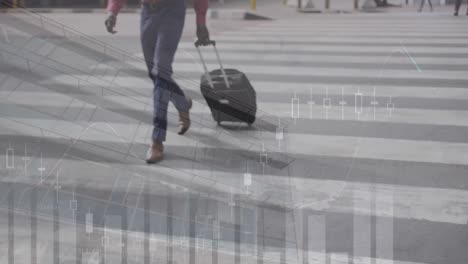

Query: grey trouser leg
left=140, top=0, right=190, bottom=142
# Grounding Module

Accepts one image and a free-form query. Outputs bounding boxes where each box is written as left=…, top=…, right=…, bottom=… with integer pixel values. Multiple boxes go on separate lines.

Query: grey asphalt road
left=0, top=7, right=468, bottom=264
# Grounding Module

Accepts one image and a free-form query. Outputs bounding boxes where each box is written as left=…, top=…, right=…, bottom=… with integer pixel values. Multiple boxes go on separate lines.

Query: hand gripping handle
left=195, top=40, right=230, bottom=89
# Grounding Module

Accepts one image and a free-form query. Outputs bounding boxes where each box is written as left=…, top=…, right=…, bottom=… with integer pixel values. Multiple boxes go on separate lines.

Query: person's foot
left=418, top=9, right=422, bottom=12
left=454, top=11, right=458, bottom=16
left=146, top=141, right=164, bottom=164
left=177, top=97, right=192, bottom=135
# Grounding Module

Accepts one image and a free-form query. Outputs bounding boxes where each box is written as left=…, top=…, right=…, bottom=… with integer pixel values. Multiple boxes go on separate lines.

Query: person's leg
left=153, top=0, right=190, bottom=114
left=428, top=0, right=432, bottom=11
left=418, top=0, right=424, bottom=11
left=140, top=4, right=168, bottom=162
left=146, top=0, right=190, bottom=148
left=153, top=0, right=192, bottom=135
left=454, top=0, right=462, bottom=15
left=151, top=77, right=171, bottom=142
left=140, top=6, right=159, bottom=82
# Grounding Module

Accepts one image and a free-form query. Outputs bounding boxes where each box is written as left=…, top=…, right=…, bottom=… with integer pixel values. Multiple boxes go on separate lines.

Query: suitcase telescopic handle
left=195, top=40, right=230, bottom=89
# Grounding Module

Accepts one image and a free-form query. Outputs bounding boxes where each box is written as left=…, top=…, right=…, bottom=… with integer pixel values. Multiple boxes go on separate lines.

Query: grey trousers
left=140, top=0, right=191, bottom=142
left=455, top=0, right=468, bottom=13
left=419, top=0, right=433, bottom=11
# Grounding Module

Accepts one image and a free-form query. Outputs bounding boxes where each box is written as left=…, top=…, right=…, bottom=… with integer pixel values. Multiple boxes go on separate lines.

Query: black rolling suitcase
left=196, top=41, right=257, bottom=126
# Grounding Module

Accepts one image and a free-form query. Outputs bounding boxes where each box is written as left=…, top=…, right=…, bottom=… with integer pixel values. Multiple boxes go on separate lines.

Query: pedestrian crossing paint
left=173, top=61, right=468, bottom=80
left=179, top=42, right=468, bottom=54
left=192, top=35, right=468, bottom=44
left=4, top=90, right=468, bottom=128
left=175, top=52, right=468, bottom=66
left=1, top=10, right=468, bottom=264
left=154, top=167, right=468, bottom=225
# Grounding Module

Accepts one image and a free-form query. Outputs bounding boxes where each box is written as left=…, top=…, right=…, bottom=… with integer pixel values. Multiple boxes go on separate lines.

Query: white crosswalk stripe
left=5, top=89, right=468, bottom=128
left=1, top=10, right=468, bottom=264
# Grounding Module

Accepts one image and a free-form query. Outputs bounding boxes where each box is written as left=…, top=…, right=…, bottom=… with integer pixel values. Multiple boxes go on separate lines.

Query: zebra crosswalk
left=0, top=9, right=467, bottom=264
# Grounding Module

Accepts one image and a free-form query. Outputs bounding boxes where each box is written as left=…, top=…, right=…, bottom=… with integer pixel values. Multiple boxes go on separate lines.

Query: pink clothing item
left=107, top=0, right=208, bottom=25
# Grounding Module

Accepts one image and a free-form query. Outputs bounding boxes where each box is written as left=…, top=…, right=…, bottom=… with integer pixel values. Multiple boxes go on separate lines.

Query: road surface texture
left=0, top=4, right=468, bottom=264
